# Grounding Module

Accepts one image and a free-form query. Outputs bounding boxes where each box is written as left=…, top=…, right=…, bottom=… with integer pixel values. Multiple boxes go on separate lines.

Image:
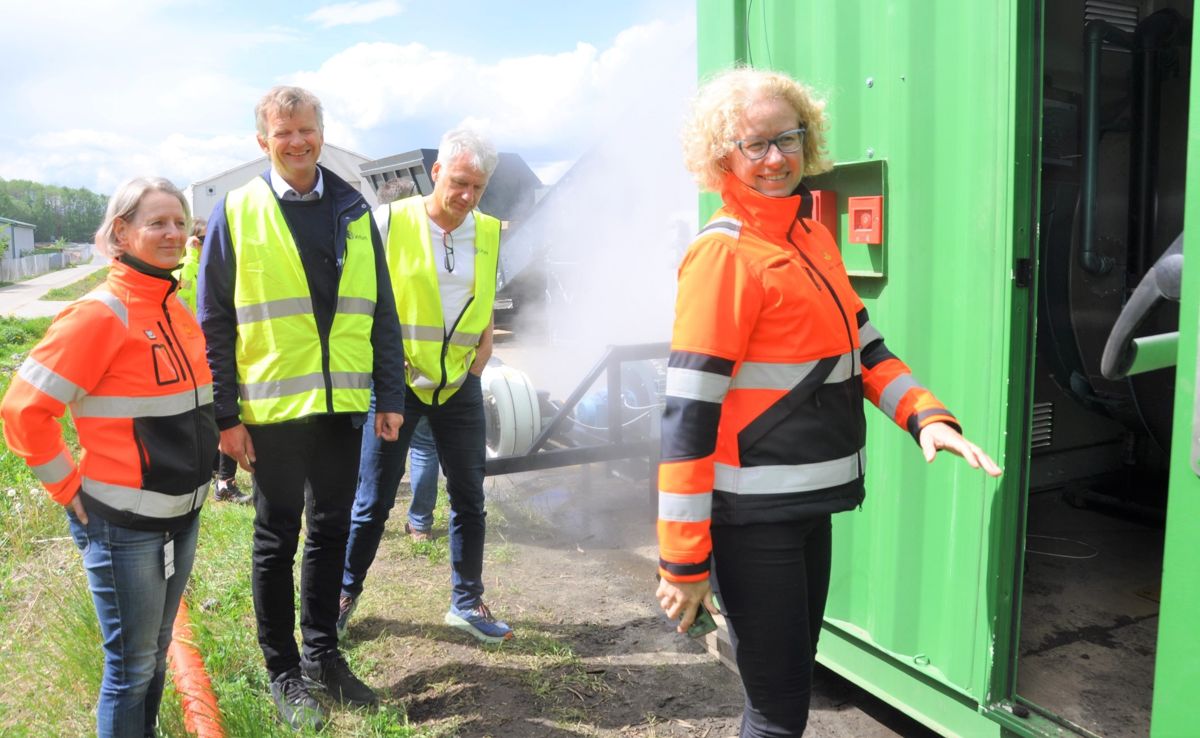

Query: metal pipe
left=1080, top=20, right=1134, bottom=275
left=1128, top=9, right=1186, bottom=277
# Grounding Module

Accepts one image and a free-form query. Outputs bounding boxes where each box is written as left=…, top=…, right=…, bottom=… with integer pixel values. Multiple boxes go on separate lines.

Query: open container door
left=697, top=2, right=1037, bottom=735
left=1150, top=18, right=1200, bottom=734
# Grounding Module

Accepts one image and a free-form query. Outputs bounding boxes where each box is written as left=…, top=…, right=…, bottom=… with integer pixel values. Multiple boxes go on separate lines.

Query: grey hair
left=436, top=127, right=499, bottom=178
left=94, top=177, right=190, bottom=258
left=255, top=86, right=324, bottom=138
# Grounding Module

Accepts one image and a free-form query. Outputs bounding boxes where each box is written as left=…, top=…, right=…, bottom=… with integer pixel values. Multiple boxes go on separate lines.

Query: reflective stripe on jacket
left=1, top=260, right=219, bottom=532
left=385, top=196, right=499, bottom=405
left=657, top=174, right=959, bottom=583
left=225, top=176, right=376, bottom=423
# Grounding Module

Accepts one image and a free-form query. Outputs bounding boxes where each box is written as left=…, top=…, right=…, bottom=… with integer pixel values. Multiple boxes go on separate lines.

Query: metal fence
left=0, top=246, right=92, bottom=282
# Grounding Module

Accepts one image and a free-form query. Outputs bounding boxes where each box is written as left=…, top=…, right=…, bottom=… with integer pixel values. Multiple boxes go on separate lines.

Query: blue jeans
left=407, top=416, right=440, bottom=532
left=343, top=373, right=487, bottom=611
left=67, top=510, right=200, bottom=738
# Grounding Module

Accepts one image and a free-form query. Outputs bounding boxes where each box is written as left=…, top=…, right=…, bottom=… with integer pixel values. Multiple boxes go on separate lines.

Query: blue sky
left=0, top=0, right=696, bottom=194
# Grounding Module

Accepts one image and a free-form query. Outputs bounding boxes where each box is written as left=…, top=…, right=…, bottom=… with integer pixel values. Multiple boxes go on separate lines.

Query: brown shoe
left=404, top=521, right=432, bottom=542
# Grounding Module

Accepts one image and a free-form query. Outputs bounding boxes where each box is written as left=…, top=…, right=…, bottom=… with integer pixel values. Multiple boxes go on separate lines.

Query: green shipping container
left=696, top=1, right=1199, bottom=736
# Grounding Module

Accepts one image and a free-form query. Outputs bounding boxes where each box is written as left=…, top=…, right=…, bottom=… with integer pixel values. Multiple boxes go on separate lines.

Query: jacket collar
left=109, top=256, right=177, bottom=302
left=259, top=164, right=366, bottom=214
left=719, top=172, right=813, bottom=238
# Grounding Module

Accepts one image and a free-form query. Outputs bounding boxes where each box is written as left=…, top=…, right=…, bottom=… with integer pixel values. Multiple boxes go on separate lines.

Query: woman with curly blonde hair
left=656, top=67, right=1000, bottom=736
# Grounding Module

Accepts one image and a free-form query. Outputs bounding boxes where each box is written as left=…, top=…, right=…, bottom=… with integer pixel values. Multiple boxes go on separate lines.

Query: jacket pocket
left=151, top=344, right=182, bottom=385
left=132, top=407, right=216, bottom=493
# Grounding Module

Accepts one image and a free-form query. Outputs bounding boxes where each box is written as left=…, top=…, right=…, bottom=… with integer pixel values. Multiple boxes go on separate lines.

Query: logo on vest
left=144, top=329, right=157, bottom=340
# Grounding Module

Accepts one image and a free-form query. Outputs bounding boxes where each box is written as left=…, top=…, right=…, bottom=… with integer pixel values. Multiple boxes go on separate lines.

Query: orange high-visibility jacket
left=657, top=175, right=959, bottom=582
left=2, top=260, right=219, bottom=531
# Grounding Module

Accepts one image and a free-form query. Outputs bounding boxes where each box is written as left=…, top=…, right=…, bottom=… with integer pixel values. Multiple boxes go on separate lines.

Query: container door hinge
left=1014, top=258, right=1033, bottom=288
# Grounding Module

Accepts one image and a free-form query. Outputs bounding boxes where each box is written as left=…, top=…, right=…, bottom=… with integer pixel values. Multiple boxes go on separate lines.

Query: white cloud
left=289, top=16, right=694, bottom=157
left=306, top=0, right=404, bottom=28
left=5, top=129, right=259, bottom=195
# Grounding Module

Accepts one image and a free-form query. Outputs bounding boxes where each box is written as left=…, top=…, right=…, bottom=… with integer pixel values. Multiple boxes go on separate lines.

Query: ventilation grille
left=1085, top=0, right=1139, bottom=45
left=1031, top=402, right=1054, bottom=449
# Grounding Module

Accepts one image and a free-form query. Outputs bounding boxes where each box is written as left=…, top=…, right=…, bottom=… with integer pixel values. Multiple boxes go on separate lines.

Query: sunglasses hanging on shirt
left=442, top=231, right=455, bottom=273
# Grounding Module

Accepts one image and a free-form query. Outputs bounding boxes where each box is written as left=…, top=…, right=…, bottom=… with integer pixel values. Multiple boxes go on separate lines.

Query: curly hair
left=682, top=67, right=833, bottom=193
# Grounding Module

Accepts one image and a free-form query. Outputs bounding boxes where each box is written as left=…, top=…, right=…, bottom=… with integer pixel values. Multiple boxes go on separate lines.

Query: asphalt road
left=0, top=258, right=108, bottom=318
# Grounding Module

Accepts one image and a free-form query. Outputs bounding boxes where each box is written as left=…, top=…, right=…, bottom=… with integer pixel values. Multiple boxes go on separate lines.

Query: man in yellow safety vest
left=197, top=86, right=406, bottom=730
left=339, top=127, right=512, bottom=644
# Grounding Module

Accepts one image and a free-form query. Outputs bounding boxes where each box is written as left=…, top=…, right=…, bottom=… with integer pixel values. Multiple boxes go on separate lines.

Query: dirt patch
left=341, top=463, right=930, bottom=738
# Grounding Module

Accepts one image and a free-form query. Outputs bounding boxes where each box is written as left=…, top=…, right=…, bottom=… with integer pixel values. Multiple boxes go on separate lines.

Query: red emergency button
left=848, top=196, right=883, bottom=244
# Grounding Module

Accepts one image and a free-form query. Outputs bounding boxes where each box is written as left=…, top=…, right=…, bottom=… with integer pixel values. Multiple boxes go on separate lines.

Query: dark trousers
left=343, top=373, right=487, bottom=611
left=212, top=450, right=237, bottom=480
left=247, top=415, right=361, bottom=678
left=712, top=515, right=832, bottom=738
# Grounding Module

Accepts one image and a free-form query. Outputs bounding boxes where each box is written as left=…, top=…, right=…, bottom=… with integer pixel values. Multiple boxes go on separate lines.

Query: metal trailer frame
left=483, top=342, right=668, bottom=477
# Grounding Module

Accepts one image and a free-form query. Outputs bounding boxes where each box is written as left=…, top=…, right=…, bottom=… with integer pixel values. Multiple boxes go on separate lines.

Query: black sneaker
left=214, top=478, right=251, bottom=504
left=301, top=652, right=378, bottom=707
left=270, top=668, right=326, bottom=730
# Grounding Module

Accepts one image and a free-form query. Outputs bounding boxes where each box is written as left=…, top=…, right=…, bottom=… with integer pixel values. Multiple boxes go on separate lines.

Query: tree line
left=0, top=178, right=108, bottom=243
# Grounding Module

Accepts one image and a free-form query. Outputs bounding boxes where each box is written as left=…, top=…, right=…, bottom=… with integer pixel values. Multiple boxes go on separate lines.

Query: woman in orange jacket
left=654, top=68, right=1002, bottom=737
left=2, top=177, right=218, bottom=738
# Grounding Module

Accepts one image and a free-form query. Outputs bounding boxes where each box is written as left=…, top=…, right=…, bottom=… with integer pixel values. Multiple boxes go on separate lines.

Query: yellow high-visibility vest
left=225, top=177, right=376, bottom=423
left=385, top=196, right=499, bottom=405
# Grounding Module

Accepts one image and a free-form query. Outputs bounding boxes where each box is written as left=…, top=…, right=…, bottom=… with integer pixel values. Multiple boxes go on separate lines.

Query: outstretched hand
left=919, top=422, right=1002, bottom=477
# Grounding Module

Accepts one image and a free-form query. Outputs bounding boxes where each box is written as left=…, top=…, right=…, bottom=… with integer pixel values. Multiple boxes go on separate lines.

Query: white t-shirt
left=375, top=201, right=477, bottom=333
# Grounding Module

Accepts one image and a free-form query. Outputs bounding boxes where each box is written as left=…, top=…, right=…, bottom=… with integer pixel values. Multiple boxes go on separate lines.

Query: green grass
left=0, top=316, right=594, bottom=736
left=42, top=267, right=108, bottom=300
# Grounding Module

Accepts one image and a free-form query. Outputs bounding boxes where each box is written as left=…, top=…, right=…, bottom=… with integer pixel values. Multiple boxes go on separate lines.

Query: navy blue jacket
left=198, top=166, right=405, bottom=428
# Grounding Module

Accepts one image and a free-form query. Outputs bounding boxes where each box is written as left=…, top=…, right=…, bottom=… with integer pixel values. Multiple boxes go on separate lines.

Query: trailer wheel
left=482, top=365, right=541, bottom=458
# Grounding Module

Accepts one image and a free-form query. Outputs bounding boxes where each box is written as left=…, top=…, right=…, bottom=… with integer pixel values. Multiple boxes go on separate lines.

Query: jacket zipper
left=785, top=221, right=863, bottom=478
left=323, top=198, right=370, bottom=413
left=432, top=296, right=475, bottom=407
left=161, top=295, right=204, bottom=486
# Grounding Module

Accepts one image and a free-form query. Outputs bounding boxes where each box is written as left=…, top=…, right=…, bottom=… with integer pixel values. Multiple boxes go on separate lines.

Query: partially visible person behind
left=198, top=85, right=405, bottom=730
left=655, top=67, right=1002, bottom=737
left=176, top=217, right=249, bottom=505
left=2, top=177, right=218, bottom=738
left=175, top=217, right=204, bottom=312
left=339, top=126, right=508, bottom=643
left=373, top=176, right=442, bottom=544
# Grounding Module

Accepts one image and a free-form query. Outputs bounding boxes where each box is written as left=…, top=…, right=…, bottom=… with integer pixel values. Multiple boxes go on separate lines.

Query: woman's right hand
left=67, top=493, right=88, bottom=524
left=656, top=575, right=717, bottom=634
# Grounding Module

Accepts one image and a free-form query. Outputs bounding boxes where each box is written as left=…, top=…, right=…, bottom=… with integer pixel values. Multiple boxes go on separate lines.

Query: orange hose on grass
left=167, top=600, right=225, bottom=738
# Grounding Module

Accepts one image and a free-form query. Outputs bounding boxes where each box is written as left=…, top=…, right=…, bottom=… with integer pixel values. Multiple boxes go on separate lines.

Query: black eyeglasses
left=442, top=231, right=455, bottom=273
left=733, top=126, right=807, bottom=160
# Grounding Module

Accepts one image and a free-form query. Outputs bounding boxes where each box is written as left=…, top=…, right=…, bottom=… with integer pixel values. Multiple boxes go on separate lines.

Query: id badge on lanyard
left=163, top=535, right=175, bottom=580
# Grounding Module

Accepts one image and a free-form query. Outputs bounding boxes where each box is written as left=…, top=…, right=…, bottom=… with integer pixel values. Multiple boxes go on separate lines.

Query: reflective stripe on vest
left=386, top=197, right=499, bottom=405
left=83, top=478, right=209, bottom=519
left=225, top=177, right=375, bottom=423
